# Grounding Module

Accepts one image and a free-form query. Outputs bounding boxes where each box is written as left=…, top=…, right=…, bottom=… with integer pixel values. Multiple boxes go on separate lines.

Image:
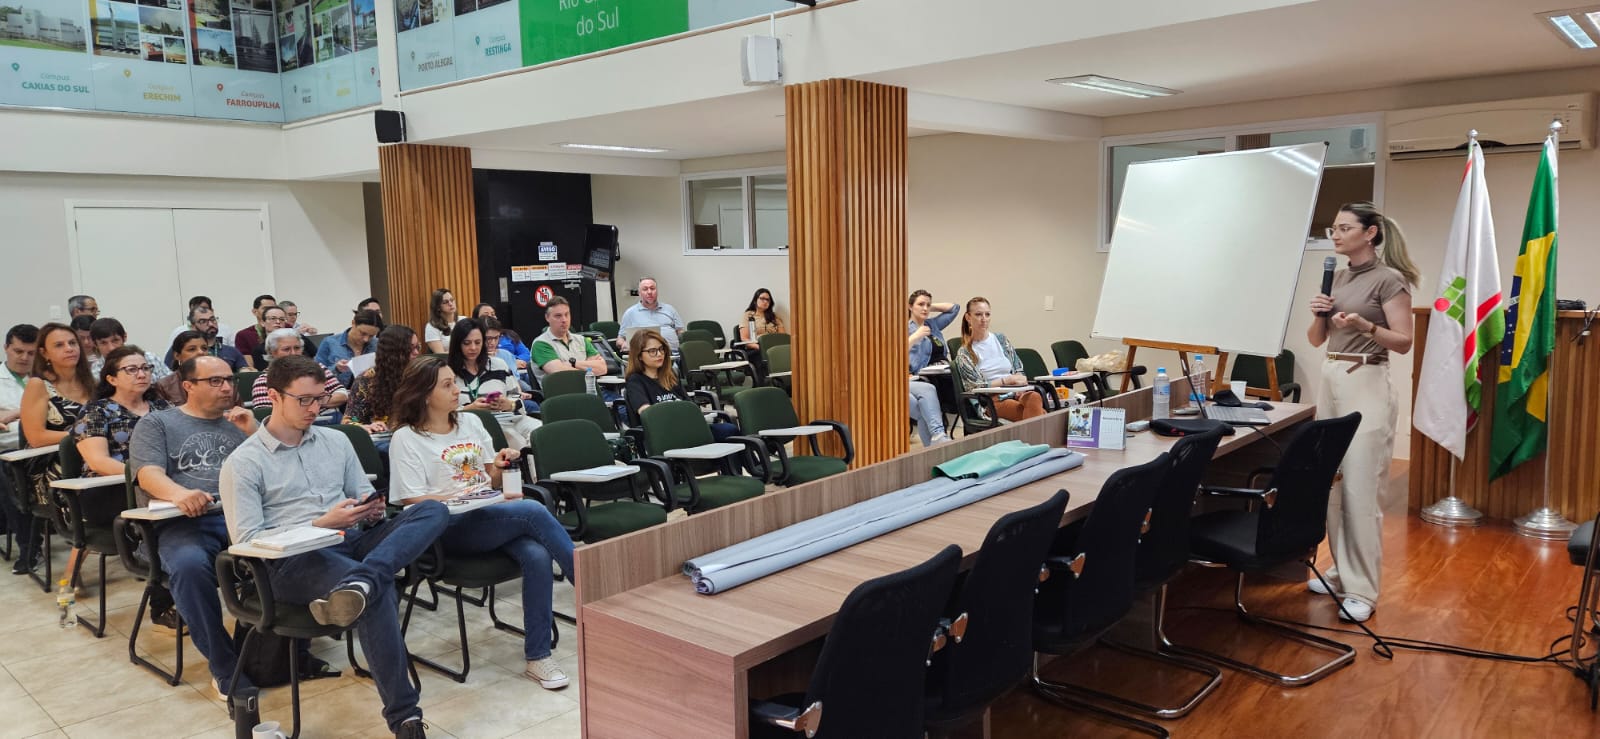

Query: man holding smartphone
left=220, top=356, right=447, bottom=739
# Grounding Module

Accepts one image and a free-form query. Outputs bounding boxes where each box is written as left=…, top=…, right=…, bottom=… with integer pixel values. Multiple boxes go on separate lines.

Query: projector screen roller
left=1091, top=142, right=1326, bottom=357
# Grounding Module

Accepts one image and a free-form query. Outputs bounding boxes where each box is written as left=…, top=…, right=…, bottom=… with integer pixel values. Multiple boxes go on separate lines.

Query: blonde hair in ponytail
left=1339, top=201, right=1420, bottom=287
left=959, top=297, right=989, bottom=366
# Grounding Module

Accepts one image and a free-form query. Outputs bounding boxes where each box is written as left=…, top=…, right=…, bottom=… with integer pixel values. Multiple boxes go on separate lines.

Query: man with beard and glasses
left=165, top=306, right=247, bottom=372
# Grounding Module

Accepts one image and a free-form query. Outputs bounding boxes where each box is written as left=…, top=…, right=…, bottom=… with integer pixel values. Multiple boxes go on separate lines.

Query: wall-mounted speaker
left=375, top=109, right=407, bottom=144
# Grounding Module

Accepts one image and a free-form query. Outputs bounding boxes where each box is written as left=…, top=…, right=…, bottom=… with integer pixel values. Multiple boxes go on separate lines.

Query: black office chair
left=1567, top=513, right=1600, bottom=709
left=751, top=544, right=963, bottom=739
left=1031, top=453, right=1171, bottom=737
left=113, top=465, right=187, bottom=685
left=3, top=428, right=60, bottom=592
left=1167, top=412, right=1362, bottom=687
left=1075, top=429, right=1225, bottom=719
left=1229, top=351, right=1302, bottom=402
left=400, top=542, right=526, bottom=682
left=924, top=490, right=1069, bottom=737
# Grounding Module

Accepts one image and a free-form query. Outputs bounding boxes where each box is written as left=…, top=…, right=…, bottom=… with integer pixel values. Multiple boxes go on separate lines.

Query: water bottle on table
left=1152, top=367, right=1171, bottom=420
left=584, top=367, right=597, bottom=395
left=1190, top=354, right=1207, bottom=406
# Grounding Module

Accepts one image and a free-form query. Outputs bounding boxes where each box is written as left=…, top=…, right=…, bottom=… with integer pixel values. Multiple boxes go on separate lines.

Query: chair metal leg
left=408, top=580, right=472, bottom=682
left=1031, top=655, right=1169, bottom=737
left=286, top=640, right=304, bottom=739
left=29, top=518, right=51, bottom=592
left=485, top=585, right=525, bottom=637
left=401, top=579, right=438, bottom=612
left=1567, top=519, right=1600, bottom=690
left=1087, top=583, right=1223, bottom=718
left=128, top=587, right=182, bottom=685
left=76, top=551, right=108, bottom=637
left=1162, top=572, right=1356, bottom=687
left=347, top=629, right=372, bottom=679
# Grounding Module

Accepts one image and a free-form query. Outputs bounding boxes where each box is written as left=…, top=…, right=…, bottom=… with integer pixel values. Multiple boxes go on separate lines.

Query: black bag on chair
left=231, top=622, right=294, bottom=688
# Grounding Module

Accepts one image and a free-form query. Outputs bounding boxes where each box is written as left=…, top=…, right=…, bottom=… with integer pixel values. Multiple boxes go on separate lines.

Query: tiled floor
left=0, top=545, right=582, bottom=739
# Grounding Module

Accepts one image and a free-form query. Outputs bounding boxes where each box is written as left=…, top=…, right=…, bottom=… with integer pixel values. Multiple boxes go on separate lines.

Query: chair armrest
left=112, top=517, right=155, bottom=579
left=805, top=420, right=855, bottom=466
left=728, top=435, right=774, bottom=484
left=630, top=457, right=677, bottom=513
left=1044, top=553, right=1086, bottom=579
left=689, top=389, right=723, bottom=411
left=1200, top=484, right=1279, bottom=509
left=1281, top=382, right=1302, bottom=403
left=929, top=611, right=970, bottom=658
left=535, top=480, right=589, bottom=539
left=652, top=456, right=700, bottom=511
left=215, top=551, right=275, bottom=631
left=750, top=699, right=823, bottom=737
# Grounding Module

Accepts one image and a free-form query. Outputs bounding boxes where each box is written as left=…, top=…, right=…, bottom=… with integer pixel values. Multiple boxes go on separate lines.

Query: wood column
left=787, top=79, right=908, bottom=466
left=377, top=144, right=480, bottom=336
left=1409, top=308, right=1600, bottom=522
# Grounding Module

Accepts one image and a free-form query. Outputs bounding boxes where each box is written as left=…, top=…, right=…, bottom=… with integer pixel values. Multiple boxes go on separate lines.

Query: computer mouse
left=1252, top=402, right=1274, bottom=411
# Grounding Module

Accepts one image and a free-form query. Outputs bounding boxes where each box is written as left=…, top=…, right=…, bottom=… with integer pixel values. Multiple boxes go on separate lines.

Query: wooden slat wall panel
left=1408, top=309, right=1600, bottom=522
left=377, top=144, right=480, bottom=336
left=786, top=79, right=908, bottom=467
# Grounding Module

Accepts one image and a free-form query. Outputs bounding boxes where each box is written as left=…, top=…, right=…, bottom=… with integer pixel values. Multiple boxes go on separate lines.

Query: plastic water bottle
left=584, top=367, right=597, bottom=395
left=1190, top=354, right=1208, bottom=406
left=1152, top=367, right=1171, bottom=420
left=57, top=579, right=76, bottom=629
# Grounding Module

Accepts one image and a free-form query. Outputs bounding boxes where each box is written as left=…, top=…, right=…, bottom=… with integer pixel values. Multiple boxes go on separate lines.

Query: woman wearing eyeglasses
left=624, top=329, right=738, bottom=440
left=1304, top=201, right=1420, bottom=624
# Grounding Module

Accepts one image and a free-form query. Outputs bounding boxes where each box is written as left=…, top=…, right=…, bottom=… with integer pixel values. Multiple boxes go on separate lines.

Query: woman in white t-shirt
left=951, top=297, right=1045, bottom=421
left=388, top=355, right=575, bottom=690
left=423, top=288, right=458, bottom=353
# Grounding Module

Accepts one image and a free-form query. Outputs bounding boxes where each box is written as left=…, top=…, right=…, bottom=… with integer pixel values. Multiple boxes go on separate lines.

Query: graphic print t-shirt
left=127, top=408, right=248, bottom=507
left=387, top=412, right=497, bottom=504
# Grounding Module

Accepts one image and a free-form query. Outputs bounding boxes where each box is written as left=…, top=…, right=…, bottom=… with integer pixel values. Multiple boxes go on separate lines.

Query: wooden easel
left=1119, top=338, right=1284, bottom=401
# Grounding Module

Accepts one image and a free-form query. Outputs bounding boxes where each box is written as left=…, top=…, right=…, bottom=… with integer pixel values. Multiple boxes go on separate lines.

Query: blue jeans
left=438, top=499, right=575, bottom=660
left=910, top=380, right=947, bottom=446
left=158, top=514, right=245, bottom=692
left=264, top=501, right=448, bottom=732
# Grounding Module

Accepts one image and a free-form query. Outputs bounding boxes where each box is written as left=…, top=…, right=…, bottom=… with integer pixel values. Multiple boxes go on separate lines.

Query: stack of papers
left=249, top=527, right=345, bottom=555
left=565, top=464, right=635, bottom=478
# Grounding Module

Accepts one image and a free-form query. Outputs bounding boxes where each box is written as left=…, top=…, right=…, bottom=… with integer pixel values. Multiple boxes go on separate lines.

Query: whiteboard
left=1091, top=143, right=1326, bottom=357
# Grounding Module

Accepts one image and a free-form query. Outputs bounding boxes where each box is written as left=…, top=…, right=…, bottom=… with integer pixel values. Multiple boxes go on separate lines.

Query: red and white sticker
left=534, top=285, right=554, bottom=307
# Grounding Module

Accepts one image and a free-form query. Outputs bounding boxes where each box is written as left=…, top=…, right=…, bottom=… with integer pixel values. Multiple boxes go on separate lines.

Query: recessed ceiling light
left=1539, top=7, right=1600, bottom=49
left=557, top=143, right=669, bottom=154
left=1046, top=75, right=1179, bottom=99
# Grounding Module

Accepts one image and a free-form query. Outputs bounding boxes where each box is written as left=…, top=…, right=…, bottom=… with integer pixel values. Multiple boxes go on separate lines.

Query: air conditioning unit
left=1386, top=93, right=1594, bottom=160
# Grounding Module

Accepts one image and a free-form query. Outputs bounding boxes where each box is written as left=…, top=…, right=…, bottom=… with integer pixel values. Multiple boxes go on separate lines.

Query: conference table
left=575, top=385, right=1314, bottom=738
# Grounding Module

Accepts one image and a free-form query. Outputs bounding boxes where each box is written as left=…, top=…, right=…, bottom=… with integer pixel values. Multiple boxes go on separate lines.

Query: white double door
left=70, top=206, right=276, bottom=353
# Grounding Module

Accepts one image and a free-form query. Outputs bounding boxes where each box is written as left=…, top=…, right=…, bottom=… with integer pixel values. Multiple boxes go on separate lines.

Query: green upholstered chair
left=530, top=419, right=670, bottom=543
left=235, top=370, right=260, bottom=408
left=539, top=393, right=639, bottom=460
left=464, top=409, right=511, bottom=452
left=539, top=370, right=589, bottom=399
left=687, top=320, right=728, bottom=349
left=1229, top=350, right=1301, bottom=403
left=640, top=400, right=766, bottom=513
left=765, top=344, right=792, bottom=395
left=682, top=339, right=751, bottom=405
left=733, top=388, right=852, bottom=486
left=589, top=321, right=621, bottom=341
left=756, top=332, right=790, bottom=362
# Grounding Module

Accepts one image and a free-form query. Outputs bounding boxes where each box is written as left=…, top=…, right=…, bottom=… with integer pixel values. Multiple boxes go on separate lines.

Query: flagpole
left=1515, top=119, right=1577, bottom=541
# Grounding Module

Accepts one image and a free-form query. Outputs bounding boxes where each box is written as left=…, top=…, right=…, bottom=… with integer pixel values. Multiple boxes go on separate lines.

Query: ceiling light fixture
left=557, top=143, right=670, bottom=154
left=1047, top=75, right=1180, bottom=99
left=1539, top=7, right=1600, bottom=49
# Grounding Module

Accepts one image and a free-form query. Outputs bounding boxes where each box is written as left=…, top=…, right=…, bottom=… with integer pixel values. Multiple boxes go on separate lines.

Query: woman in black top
left=624, top=329, right=737, bottom=441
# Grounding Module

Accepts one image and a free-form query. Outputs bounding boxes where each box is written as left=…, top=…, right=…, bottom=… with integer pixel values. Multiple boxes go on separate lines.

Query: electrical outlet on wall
left=1044, top=295, right=1055, bottom=311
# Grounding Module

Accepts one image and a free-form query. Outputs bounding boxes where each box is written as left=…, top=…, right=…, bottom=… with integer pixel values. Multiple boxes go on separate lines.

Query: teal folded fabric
left=933, top=440, right=1051, bottom=480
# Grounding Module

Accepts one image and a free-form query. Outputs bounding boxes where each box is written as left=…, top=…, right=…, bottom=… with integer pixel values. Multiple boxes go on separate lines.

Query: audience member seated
left=251, top=329, right=348, bottom=415
left=355, top=297, right=384, bottom=327
left=424, top=288, right=459, bottom=354
left=21, top=322, right=93, bottom=453
left=617, top=277, right=685, bottom=353
left=530, top=297, right=607, bottom=384
left=279, top=300, right=318, bottom=337
left=165, top=307, right=247, bottom=372
left=0, top=325, right=37, bottom=573
left=72, top=315, right=99, bottom=374
left=952, top=297, right=1046, bottom=421
left=68, top=294, right=100, bottom=320
left=449, top=319, right=538, bottom=448
left=316, top=310, right=381, bottom=387
left=472, top=304, right=529, bottom=370
left=88, top=318, right=170, bottom=381
left=738, top=288, right=787, bottom=350
left=243, top=306, right=293, bottom=370
left=171, top=296, right=235, bottom=346
left=387, top=355, right=575, bottom=690
left=233, top=294, right=279, bottom=364
left=345, top=325, right=419, bottom=448
left=220, top=355, right=449, bottom=739
left=624, top=329, right=738, bottom=440
left=158, top=331, right=210, bottom=404
left=906, top=289, right=958, bottom=446
left=75, top=345, right=178, bottom=629
left=129, top=355, right=260, bottom=698
left=479, top=318, right=521, bottom=375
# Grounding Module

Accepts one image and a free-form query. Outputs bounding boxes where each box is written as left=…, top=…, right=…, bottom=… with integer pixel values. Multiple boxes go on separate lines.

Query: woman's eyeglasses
left=1324, top=224, right=1362, bottom=239
left=116, top=364, right=154, bottom=376
left=641, top=347, right=666, bottom=356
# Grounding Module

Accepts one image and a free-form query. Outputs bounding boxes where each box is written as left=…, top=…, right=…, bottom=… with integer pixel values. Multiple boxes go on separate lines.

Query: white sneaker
left=525, top=657, right=569, bottom=690
left=1337, top=598, right=1373, bottom=622
left=929, top=433, right=951, bottom=445
left=1306, top=577, right=1334, bottom=596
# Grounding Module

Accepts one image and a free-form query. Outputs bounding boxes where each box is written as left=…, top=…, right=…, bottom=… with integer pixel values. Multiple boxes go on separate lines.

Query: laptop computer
left=1204, top=404, right=1272, bottom=426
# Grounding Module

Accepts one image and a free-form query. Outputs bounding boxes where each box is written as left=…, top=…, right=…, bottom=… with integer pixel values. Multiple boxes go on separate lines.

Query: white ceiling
left=433, top=0, right=1600, bottom=165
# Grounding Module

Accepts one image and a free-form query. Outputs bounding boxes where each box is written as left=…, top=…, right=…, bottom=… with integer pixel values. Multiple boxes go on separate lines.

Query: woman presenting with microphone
left=1305, top=201, right=1419, bottom=623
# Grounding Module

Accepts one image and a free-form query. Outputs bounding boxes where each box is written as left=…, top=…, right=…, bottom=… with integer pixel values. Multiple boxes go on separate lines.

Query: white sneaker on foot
left=1306, top=577, right=1334, bottom=596
left=1337, top=597, right=1373, bottom=622
left=525, top=657, right=569, bottom=689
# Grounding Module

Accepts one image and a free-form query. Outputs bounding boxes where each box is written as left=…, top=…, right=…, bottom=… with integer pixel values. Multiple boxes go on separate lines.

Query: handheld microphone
left=1318, top=256, right=1336, bottom=317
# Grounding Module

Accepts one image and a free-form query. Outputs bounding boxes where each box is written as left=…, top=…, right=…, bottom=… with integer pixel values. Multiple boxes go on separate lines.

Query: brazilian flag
left=1489, top=138, right=1558, bottom=479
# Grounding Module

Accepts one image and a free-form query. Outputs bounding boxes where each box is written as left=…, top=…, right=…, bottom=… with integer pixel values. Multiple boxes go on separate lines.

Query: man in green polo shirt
left=529, top=297, right=608, bottom=383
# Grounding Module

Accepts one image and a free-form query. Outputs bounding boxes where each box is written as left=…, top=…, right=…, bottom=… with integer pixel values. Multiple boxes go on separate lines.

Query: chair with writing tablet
left=1, top=428, right=60, bottom=592
left=48, top=434, right=129, bottom=637
left=540, top=393, right=639, bottom=461
left=764, top=344, right=793, bottom=395
left=733, top=387, right=851, bottom=486
left=529, top=419, right=670, bottom=543
left=113, top=465, right=188, bottom=685
left=1017, top=347, right=1093, bottom=408
left=687, top=320, right=727, bottom=350
left=1229, top=350, right=1301, bottom=403
left=539, top=370, right=589, bottom=400
left=640, top=401, right=767, bottom=513
left=682, top=339, right=752, bottom=406
left=234, top=370, right=260, bottom=408
left=588, top=321, right=621, bottom=342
